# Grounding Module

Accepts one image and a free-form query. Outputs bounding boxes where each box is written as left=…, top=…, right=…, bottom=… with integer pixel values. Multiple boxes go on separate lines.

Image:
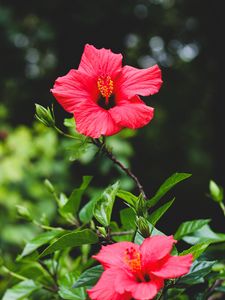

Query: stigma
left=97, top=75, right=114, bottom=102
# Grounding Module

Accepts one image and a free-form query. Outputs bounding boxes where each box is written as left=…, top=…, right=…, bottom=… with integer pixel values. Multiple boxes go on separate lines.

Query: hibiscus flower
left=51, top=44, right=162, bottom=138
left=88, top=235, right=193, bottom=300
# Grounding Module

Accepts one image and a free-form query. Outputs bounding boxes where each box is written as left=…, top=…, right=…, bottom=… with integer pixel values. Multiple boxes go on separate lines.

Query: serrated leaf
left=120, top=208, right=136, bottom=230
left=174, top=219, right=211, bottom=240
left=2, top=280, right=41, bottom=300
left=39, top=229, right=98, bottom=258
left=148, top=198, right=175, bottom=226
left=178, top=260, right=216, bottom=285
left=117, top=190, right=138, bottom=207
left=94, top=182, right=119, bottom=226
left=20, top=230, right=63, bottom=258
left=179, top=243, right=210, bottom=260
left=147, top=173, right=191, bottom=208
left=73, top=265, right=103, bottom=288
left=60, top=176, right=92, bottom=216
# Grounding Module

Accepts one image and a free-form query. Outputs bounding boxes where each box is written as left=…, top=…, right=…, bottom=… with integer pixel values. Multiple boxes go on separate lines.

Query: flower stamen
left=97, top=75, right=114, bottom=103
left=124, top=247, right=141, bottom=272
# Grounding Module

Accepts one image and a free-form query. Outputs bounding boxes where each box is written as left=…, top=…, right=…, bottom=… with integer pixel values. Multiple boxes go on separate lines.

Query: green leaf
left=179, top=243, right=210, bottom=260
left=2, top=280, right=41, bottom=300
left=182, top=224, right=225, bottom=245
left=209, top=180, right=223, bottom=202
left=147, top=173, right=191, bottom=208
left=60, top=176, right=92, bottom=216
left=73, top=265, right=103, bottom=288
left=19, top=230, right=63, bottom=258
left=148, top=198, right=175, bottom=226
left=79, top=196, right=99, bottom=223
left=178, top=260, right=216, bottom=285
left=174, top=219, right=211, bottom=240
left=58, top=272, right=86, bottom=300
left=117, top=190, right=138, bottom=207
left=39, top=229, right=98, bottom=257
left=120, top=208, right=136, bottom=230
left=94, top=182, right=119, bottom=226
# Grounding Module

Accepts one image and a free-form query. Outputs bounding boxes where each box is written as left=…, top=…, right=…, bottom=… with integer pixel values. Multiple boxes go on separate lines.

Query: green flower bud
left=135, top=194, right=147, bottom=217
left=209, top=180, right=223, bottom=203
left=44, top=179, right=55, bottom=193
left=35, top=104, right=55, bottom=127
left=97, top=226, right=107, bottom=238
left=16, top=205, right=32, bottom=221
left=137, top=216, right=150, bottom=238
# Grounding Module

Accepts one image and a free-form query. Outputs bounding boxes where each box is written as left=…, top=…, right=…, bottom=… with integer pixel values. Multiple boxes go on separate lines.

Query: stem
left=2, top=266, right=28, bottom=281
left=54, top=126, right=81, bottom=140
left=92, top=138, right=147, bottom=199
left=219, top=202, right=225, bottom=217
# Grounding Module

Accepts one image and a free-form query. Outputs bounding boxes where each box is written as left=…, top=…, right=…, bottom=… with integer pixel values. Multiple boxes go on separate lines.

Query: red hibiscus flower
left=51, top=44, right=162, bottom=138
left=88, top=235, right=193, bottom=300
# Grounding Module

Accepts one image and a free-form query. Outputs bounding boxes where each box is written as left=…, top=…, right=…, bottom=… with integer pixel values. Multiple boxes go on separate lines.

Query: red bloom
left=88, top=235, right=193, bottom=300
left=51, top=44, right=162, bottom=138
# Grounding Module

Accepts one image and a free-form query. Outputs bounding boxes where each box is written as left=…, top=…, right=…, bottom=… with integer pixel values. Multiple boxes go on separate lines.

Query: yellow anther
left=97, top=75, right=114, bottom=101
left=124, top=247, right=142, bottom=272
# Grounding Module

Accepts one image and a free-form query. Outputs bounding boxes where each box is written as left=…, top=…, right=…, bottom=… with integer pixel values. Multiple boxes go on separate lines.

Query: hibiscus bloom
left=88, top=235, right=193, bottom=300
left=51, top=44, right=162, bottom=138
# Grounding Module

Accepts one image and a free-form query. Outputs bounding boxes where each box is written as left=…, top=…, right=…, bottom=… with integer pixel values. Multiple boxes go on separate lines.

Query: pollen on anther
left=124, top=247, right=141, bottom=272
left=97, top=75, right=114, bottom=100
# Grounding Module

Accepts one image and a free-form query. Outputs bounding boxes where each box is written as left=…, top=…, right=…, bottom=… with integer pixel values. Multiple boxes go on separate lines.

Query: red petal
left=51, top=69, right=97, bottom=113
left=151, top=254, right=193, bottom=279
left=140, top=235, right=176, bottom=267
left=130, top=280, right=163, bottom=300
left=116, top=64, right=162, bottom=98
left=73, top=100, right=121, bottom=138
left=93, top=242, right=139, bottom=269
left=110, top=96, right=154, bottom=129
left=87, top=268, right=131, bottom=300
left=78, top=44, right=122, bottom=79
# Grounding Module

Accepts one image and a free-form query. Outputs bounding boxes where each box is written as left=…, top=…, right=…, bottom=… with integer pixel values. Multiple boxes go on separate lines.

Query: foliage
left=0, top=107, right=224, bottom=299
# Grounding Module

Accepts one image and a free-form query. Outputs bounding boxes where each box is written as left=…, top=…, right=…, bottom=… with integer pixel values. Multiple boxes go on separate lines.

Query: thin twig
left=92, top=138, right=147, bottom=199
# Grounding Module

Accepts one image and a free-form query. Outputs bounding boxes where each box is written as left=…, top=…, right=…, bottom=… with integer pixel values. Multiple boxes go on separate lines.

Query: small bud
left=209, top=180, right=223, bottom=203
left=16, top=205, right=32, bottom=221
left=137, top=217, right=150, bottom=238
left=135, top=194, right=147, bottom=217
left=44, top=179, right=55, bottom=193
left=97, top=226, right=107, bottom=238
left=35, top=104, right=55, bottom=127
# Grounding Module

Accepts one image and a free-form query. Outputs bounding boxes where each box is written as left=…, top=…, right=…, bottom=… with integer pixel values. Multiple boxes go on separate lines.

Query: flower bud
left=135, top=195, right=147, bottom=217
left=137, top=217, right=150, bottom=238
left=44, top=179, right=55, bottom=194
left=35, top=104, right=55, bottom=127
left=97, top=226, right=107, bottom=238
left=16, top=205, right=32, bottom=221
left=209, top=180, right=223, bottom=203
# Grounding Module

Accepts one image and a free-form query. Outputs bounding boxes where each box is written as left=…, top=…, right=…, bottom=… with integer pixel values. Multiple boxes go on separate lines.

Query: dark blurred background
left=0, top=0, right=224, bottom=234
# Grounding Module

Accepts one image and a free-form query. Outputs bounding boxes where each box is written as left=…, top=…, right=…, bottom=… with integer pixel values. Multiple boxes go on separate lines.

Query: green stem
left=2, top=266, right=28, bottom=281
left=219, top=202, right=225, bottom=217
left=54, top=126, right=80, bottom=140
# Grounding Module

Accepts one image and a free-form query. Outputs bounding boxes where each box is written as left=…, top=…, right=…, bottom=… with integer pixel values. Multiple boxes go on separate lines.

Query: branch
left=92, top=138, right=147, bottom=199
